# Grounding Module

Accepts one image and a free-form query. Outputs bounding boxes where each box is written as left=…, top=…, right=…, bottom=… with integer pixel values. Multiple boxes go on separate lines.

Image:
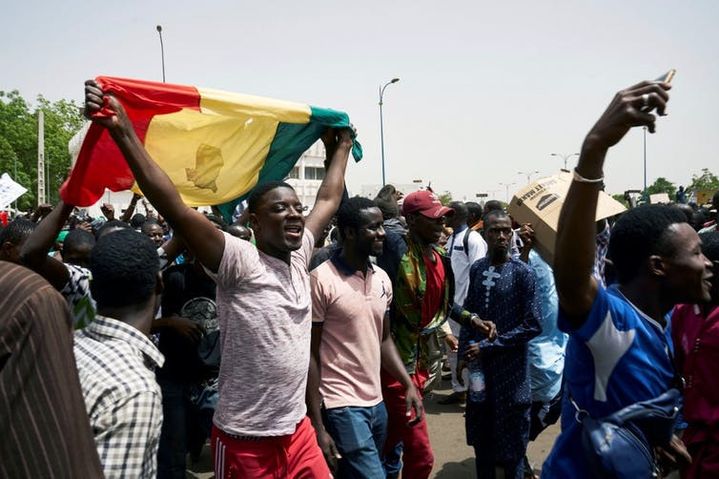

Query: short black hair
left=140, top=219, right=161, bottom=234
left=483, top=200, right=504, bottom=214
left=608, top=204, right=687, bottom=284
left=90, top=229, right=159, bottom=308
left=373, top=196, right=399, bottom=220
left=96, top=219, right=131, bottom=239
left=130, top=213, right=147, bottom=229
left=337, top=197, right=378, bottom=240
left=482, top=209, right=509, bottom=227
left=465, top=202, right=482, bottom=222
left=449, top=201, right=468, bottom=221
left=700, top=232, right=719, bottom=263
left=0, top=218, right=36, bottom=246
left=247, top=181, right=294, bottom=213
left=64, top=229, right=95, bottom=254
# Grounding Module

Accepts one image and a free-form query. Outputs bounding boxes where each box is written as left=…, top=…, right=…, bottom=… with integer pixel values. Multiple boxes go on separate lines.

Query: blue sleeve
left=478, top=263, right=541, bottom=353
left=558, top=284, right=611, bottom=341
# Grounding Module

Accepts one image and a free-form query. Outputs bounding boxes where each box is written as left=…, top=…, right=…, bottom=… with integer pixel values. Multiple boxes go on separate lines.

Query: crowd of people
left=1, top=77, right=718, bottom=479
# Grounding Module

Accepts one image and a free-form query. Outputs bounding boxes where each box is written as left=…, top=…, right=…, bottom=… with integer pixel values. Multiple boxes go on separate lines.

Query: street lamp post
left=551, top=152, right=579, bottom=171
left=643, top=126, right=647, bottom=201
left=517, top=170, right=539, bottom=183
left=379, top=78, right=399, bottom=186
left=156, top=25, right=166, bottom=83
left=13, top=156, right=17, bottom=212
left=499, top=182, right=516, bottom=204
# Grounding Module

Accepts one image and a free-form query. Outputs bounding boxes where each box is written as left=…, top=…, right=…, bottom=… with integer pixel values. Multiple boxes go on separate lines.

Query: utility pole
left=37, top=110, right=46, bottom=205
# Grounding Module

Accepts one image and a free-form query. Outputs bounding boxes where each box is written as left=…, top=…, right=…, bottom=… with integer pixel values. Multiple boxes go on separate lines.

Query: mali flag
left=60, top=76, right=362, bottom=216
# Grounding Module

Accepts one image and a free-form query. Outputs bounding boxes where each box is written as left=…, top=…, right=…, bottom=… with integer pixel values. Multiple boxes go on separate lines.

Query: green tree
left=612, top=193, right=630, bottom=208
left=437, top=190, right=453, bottom=206
left=688, top=168, right=719, bottom=193
left=0, top=90, right=84, bottom=210
left=646, top=177, right=676, bottom=199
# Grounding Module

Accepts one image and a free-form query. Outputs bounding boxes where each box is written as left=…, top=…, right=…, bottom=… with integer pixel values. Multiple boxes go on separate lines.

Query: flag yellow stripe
left=197, top=87, right=311, bottom=124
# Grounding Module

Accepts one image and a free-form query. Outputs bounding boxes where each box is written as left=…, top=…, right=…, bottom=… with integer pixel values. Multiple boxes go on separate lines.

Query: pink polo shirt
left=208, top=229, right=314, bottom=437
left=311, top=256, right=393, bottom=409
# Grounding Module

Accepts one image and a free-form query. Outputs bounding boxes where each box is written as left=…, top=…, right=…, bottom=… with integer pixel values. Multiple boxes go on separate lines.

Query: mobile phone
left=655, top=69, right=676, bottom=84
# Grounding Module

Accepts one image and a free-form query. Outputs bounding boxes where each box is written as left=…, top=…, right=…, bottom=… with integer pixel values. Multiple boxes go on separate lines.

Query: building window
left=287, top=167, right=300, bottom=179
left=305, top=167, right=325, bottom=180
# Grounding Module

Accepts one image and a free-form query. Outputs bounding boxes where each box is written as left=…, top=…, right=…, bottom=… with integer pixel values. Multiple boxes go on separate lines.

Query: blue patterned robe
left=460, top=257, right=541, bottom=462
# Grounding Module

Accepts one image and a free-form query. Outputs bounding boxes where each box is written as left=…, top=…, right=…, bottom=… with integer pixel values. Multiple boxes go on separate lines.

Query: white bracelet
left=573, top=168, right=604, bottom=184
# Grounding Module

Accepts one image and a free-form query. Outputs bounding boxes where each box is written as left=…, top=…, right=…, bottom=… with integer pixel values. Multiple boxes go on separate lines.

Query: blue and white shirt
left=542, top=284, right=675, bottom=477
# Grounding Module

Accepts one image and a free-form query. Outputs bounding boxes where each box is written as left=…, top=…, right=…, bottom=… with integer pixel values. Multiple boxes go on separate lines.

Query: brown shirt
left=0, top=261, right=103, bottom=478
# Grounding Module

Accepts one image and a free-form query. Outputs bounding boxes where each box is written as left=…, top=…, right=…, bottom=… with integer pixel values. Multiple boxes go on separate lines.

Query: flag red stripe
left=60, top=77, right=201, bottom=206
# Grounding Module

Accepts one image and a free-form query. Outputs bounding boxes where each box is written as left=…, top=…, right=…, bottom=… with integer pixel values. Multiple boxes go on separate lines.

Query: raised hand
left=584, top=80, right=670, bottom=152
left=100, top=203, right=115, bottom=220
left=83, top=80, right=133, bottom=133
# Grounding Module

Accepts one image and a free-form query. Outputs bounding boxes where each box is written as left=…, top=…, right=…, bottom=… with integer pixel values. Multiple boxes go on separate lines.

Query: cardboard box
left=649, top=193, right=671, bottom=204
left=507, top=171, right=626, bottom=265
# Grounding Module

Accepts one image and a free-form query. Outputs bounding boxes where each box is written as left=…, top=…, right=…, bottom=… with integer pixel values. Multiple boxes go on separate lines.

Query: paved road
left=188, top=375, right=560, bottom=478
left=426, top=377, right=559, bottom=478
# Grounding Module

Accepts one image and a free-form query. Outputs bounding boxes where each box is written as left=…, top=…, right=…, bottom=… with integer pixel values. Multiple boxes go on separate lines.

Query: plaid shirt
left=74, top=315, right=165, bottom=478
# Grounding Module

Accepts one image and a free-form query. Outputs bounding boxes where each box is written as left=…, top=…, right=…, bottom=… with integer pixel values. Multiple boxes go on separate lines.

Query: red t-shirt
left=421, top=250, right=445, bottom=327
left=672, top=304, right=719, bottom=426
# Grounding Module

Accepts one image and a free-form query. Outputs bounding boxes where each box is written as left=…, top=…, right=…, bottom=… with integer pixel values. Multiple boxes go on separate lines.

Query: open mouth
left=284, top=224, right=303, bottom=240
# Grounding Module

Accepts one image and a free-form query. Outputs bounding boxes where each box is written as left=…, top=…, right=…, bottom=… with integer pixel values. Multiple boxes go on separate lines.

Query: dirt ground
left=187, top=375, right=560, bottom=478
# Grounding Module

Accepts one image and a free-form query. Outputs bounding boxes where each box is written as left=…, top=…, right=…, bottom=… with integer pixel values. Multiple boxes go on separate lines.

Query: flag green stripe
left=216, top=106, right=363, bottom=221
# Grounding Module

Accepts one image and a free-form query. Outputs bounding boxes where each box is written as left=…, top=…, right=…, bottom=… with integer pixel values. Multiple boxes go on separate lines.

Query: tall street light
left=643, top=126, right=647, bottom=201
left=517, top=170, right=539, bottom=183
left=499, top=182, right=516, bottom=204
left=551, top=152, right=579, bottom=171
left=379, top=78, right=399, bottom=186
left=156, top=25, right=166, bottom=83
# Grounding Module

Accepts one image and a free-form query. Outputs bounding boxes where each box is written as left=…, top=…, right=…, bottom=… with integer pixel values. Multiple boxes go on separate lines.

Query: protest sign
left=0, top=173, right=27, bottom=209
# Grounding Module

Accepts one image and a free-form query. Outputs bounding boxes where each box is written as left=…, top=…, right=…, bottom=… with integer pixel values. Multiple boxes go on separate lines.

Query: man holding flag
left=83, top=79, right=352, bottom=479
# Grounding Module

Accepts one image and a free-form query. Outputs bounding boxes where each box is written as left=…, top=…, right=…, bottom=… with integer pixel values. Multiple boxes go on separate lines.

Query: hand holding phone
left=640, top=69, right=676, bottom=113
left=655, top=69, right=676, bottom=84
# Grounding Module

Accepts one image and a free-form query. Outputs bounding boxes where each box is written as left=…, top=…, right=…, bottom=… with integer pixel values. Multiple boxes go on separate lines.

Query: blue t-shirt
left=542, top=284, right=674, bottom=477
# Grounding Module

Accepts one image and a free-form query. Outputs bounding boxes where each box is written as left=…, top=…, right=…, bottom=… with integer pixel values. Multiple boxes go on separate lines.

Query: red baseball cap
left=401, top=190, right=454, bottom=219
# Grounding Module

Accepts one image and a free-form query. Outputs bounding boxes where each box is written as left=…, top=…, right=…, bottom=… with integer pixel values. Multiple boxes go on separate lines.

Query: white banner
left=0, top=173, right=28, bottom=209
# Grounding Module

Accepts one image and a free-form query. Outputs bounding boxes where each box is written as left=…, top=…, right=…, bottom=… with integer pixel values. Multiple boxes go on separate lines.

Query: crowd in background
left=1, top=78, right=718, bottom=479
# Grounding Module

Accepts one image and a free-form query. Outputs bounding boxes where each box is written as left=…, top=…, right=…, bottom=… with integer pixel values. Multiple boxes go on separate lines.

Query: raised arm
left=554, top=80, right=670, bottom=326
left=20, top=200, right=72, bottom=290
left=119, top=193, right=142, bottom=223
left=304, top=129, right=352, bottom=240
left=84, top=80, right=225, bottom=272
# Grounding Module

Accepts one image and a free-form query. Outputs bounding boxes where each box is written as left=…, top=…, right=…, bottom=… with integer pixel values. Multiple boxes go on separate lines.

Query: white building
left=285, top=141, right=327, bottom=211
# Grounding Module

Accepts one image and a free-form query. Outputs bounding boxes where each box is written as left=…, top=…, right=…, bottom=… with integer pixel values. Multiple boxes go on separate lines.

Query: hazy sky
left=3, top=0, right=718, bottom=201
